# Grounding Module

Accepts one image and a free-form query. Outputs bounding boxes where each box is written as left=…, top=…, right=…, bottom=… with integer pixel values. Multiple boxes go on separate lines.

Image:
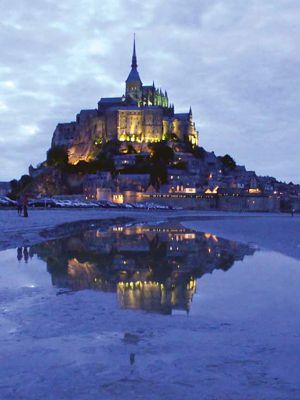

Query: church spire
left=126, top=34, right=142, bottom=102
left=131, top=33, right=137, bottom=68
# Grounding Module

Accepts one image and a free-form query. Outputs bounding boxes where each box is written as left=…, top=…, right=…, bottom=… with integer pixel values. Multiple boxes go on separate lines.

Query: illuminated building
left=52, top=37, right=199, bottom=164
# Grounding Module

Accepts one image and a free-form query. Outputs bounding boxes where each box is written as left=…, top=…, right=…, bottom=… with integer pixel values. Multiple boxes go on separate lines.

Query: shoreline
left=0, top=209, right=298, bottom=257
left=182, top=215, right=300, bottom=260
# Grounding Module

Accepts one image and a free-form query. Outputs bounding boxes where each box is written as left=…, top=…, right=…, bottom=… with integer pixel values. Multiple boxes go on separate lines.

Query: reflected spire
left=33, top=223, right=256, bottom=314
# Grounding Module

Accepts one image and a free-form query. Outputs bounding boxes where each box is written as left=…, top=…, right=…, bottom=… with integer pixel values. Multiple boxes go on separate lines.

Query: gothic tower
left=125, top=35, right=142, bottom=104
left=188, top=107, right=198, bottom=145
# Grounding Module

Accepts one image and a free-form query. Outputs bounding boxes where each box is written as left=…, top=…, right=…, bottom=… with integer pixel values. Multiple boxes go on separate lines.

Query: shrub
left=149, top=142, right=174, bottom=163
left=47, top=147, right=68, bottom=167
left=220, top=154, right=236, bottom=170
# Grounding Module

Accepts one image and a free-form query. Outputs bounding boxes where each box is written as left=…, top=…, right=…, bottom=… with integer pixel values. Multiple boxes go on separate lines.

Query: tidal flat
left=0, top=210, right=300, bottom=399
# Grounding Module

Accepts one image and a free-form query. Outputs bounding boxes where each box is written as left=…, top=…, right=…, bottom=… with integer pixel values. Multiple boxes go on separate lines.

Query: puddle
left=0, top=222, right=255, bottom=314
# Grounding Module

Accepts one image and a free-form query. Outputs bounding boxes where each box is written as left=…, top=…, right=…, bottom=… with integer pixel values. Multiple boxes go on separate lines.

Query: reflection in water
left=17, top=246, right=33, bottom=263
left=27, top=223, right=255, bottom=314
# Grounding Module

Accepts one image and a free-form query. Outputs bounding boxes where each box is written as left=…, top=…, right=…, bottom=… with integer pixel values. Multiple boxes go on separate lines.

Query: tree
left=150, top=161, right=168, bottom=188
left=220, top=154, right=236, bottom=170
left=100, top=139, right=121, bottom=155
left=147, top=143, right=174, bottom=188
left=8, top=179, right=19, bottom=199
left=19, top=174, right=33, bottom=189
left=74, top=161, right=90, bottom=174
left=10, top=179, right=19, bottom=193
left=126, top=144, right=137, bottom=154
left=47, top=147, right=68, bottom=168
left=8, top=175, right=33, bottom=199
left=192, top=146, right=205, bottom=159
left=150, top=142, right=174, bottom=163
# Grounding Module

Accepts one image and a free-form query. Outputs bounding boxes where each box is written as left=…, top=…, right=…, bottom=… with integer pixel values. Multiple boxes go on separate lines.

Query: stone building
left=52, top=37, right=199, bottom=164
left=83, top=172, right=112, bottom=200
left=117, top=173, right=150, bottom=192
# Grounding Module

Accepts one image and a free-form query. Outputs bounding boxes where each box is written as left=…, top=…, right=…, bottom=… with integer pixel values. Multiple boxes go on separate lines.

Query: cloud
left=0, top=0, right=299, bottom=182
left=0, top=101, right=8, bottom=111
left=2, top=80, right=16, bottom=89
left=19, top=124, right=40, bottom=137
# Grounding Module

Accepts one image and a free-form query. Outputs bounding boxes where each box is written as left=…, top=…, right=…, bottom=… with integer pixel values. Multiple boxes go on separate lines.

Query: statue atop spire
left=131, top=33, right=137, bottom=68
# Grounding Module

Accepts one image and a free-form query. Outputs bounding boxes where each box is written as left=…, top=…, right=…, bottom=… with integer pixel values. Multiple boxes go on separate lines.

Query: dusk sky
left=0, top=0, right=299, bottom=183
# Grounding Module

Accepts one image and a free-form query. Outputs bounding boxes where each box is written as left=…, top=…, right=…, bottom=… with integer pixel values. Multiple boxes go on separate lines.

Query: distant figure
left=130, top=353, right=135, bottom=366
left=17, top=198, right=22, bottom=216
left=29, top=247, right=34, bottom=259
left=291, top=208, right=295, bottom=217
left=17, top=247, right=23, bottom=262
left=23, top=247, right=29, bottom=263
left=22, top=195, right=29, bottom=218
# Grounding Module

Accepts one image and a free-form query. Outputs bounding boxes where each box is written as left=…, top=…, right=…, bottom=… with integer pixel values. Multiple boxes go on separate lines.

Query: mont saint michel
left=53, top=37, right=198, bottom=163
left=1, top=3, right=300, bottom=399
left=6, top=38, right=295, bottom=213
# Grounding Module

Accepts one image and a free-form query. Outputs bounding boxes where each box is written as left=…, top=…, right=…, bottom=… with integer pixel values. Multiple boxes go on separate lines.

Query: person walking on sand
left=17, top=197, right=22, bottom=216
left=22, top=194, right=29, bottom=218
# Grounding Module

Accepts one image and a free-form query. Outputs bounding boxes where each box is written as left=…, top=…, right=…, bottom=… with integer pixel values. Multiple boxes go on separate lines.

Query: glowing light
left=113, top=194, right=124, bottom=204
left=249, top=188, right=261, bottom=194
left=212, top=235, right=218, bottom=242
left=184, top=188, right=196, bottom=194
left=205, top=186, right=219, bottom=194
left=113, top=226, right=123, bottom=232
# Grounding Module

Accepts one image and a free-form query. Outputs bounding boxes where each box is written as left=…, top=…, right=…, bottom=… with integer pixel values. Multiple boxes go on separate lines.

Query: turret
left=187, top=106, right=198, bottom=146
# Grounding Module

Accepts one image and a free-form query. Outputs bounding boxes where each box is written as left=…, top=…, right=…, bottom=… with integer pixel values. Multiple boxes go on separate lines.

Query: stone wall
left=128, top=192, right=280, bottom=212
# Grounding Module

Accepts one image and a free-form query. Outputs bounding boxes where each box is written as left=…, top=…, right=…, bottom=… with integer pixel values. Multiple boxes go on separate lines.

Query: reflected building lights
left=29, top=223, right=255, bottom=314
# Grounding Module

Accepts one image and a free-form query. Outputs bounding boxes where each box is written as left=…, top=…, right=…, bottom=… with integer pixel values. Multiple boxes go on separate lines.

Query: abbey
left=52, top=38, right=198, bottom=164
